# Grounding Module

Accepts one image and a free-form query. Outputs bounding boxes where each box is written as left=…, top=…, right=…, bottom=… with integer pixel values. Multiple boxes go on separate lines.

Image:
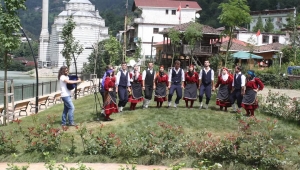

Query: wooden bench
left=83, top=86, right=91, bottom=95
left=29, top=96, right=49, bottom=112
left=48, top=93, right=62, bottom=106
left=8, top=101, right=30, bottom=116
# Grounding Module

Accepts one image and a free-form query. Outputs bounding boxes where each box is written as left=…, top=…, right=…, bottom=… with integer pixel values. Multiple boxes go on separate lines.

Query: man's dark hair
left=174, top=60, right=180, bottom=65
left=121, top=62, right=127, bottom=65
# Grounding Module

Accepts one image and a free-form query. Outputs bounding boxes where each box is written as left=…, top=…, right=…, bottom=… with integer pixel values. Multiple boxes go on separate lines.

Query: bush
left=256, top=72, right=290, bottom=89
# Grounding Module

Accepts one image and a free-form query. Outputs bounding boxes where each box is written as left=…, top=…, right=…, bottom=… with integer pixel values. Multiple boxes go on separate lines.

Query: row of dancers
left=99, top=60, right=264, bottom=121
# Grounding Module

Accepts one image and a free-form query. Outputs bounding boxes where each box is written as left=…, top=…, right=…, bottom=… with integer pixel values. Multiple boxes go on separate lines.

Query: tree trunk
left=73, top=54, right=78, bottom=100
left=3, top=52, right=8, bottom=125
left=225, top=27, right=234, bottom=68
left=171, top=45, right=175, bottom=68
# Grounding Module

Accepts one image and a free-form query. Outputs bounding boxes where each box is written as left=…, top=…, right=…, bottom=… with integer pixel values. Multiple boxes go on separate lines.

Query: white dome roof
left=68, top=0, right=92, bottom=4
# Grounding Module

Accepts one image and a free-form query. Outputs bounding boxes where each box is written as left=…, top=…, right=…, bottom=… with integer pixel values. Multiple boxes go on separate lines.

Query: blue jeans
left=61, top=96, right=75, bottom=125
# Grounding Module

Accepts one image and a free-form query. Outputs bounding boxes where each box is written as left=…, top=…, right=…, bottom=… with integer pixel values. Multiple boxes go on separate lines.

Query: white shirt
left=199, top=67, right=214, bottom=80
left=232, top=72, right=246, bottom=87
left=142, top=68, right=155, bottom=80
left=115, top=70, right=131, bottom=87
left=60, top=75, right=72, bottom=97
left=168, top=68, right=185, bottom=82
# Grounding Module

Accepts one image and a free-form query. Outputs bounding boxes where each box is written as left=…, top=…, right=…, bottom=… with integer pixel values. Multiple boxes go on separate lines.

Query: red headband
left=189, top=65, right=194, bottom=69
left=223, top=67, right=228, bottom=72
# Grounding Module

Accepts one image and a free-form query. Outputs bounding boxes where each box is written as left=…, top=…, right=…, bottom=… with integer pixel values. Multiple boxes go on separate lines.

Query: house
left=156, top=22, right=221, bottom=69
left=250, top=8, right=296, bottom=31
left=129, top=0, right=202, bottom=60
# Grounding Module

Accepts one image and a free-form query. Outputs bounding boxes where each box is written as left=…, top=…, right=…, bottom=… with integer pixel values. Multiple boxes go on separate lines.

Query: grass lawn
left=0, top=93, right=300, bottom=169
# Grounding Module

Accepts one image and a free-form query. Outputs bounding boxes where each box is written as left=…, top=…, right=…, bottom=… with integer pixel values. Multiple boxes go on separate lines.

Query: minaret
left=39, top=0, right=49, bottom=66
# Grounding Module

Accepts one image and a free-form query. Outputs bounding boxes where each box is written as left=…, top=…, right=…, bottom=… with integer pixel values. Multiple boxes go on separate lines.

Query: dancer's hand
left=128, top=87, right=131, bottom=92
left=108, top=88, right=113, bottom=91
left=181, top=85, right=185, bottom=89
left=241, top=91, right=245, bottom=95
left=116, top=87, right=118, bottom=93
left=142, top=86, right=145, bottom=90
left=212, top=87, right=215, bottom=91
left=168, top=85, right=170, bottom=89
left=153, top=85, right=156, bottom=90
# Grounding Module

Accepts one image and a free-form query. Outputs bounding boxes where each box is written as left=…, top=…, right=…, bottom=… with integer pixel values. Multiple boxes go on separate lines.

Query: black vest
left=234, top=74, right=242, bottom=89
left=145, top=70, right=155, bottom=86
left=202, top=69, right=212, bottom=85
left=119, top=71, right=128, bottom=87
left=171, top=68, right=182, bottom=83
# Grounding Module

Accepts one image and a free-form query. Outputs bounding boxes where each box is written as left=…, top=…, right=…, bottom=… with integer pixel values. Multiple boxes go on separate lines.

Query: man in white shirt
left=115, top=62, right=131, bottom=112
left=59, top=66, right=81, bottom=126
left=168, top=60, right=185, bottom=108
left=198, top=60, right=215, bottom=109
left=230, top=65, right=246, bottom=112
left=142, top=62, right=155, bottom=108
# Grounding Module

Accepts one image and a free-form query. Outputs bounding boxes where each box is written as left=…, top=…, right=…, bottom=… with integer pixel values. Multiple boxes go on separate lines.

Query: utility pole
left=123, top=0, right=129, bottom=62
left=293, top=7, right=297, bottom=62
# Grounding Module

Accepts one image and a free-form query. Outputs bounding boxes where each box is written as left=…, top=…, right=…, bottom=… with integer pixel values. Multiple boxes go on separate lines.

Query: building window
left=166, top=9, right=169, bottom=15
left=262, top=35, right=269, bottom=43
left=272, top=36, right=279, bottom=43
left=172, top=10, right=176, bottom=15
left=153, top=28, right=159, bottom=34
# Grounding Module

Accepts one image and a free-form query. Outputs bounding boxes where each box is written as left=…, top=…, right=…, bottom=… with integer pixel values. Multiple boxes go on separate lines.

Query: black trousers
left=144, top=85, right=153, bottom=100
left=230, top=89, right=243, bottom=108
left=118, top=86, right=128, bottom=107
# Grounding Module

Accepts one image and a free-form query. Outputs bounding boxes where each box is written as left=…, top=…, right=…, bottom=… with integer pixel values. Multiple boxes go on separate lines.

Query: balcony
left=134, top=18, right=144, bottom=24
left=183, top=45, right=212, bottom=55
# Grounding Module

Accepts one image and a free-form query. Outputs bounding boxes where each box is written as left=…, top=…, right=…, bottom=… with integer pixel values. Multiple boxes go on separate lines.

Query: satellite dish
left=129, top=60, right=136, bottom=67
left=195, top=13, right=200, bottom=18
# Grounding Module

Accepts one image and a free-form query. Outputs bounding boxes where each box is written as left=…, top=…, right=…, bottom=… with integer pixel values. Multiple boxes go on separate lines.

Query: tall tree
left=218, top=0, right=251, bottom=67
left=284, top=13, right=300, bottom=62
left=264, top=17, right=274, bottom=33
left=60, top=16, right=84, bottom=99
left=184, top=22, right=203, bottom=68
left=252, top=15, right=264, bottom=32
left=0, top=0, right=26, bottom=125
left=103, top=35, right=122, bottom=65
left=168, top=28, right=181, bottom=67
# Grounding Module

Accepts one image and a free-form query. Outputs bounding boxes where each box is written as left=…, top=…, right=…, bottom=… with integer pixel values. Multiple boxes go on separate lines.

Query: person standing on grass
left=58, top=66, right=81, bottom=126
left=168, top=60, right=185, bottom=108
left=183, top=65, right=199, bottom=108
left=142, top=62, right=156, bottom=109
left=154, top=65, right=169, bottom=108
left=215, top=67, right=233, bottom=111
left=115, top=62, right=131, bottom=112
left=100, top=65, right=113, bottom=103
left=241, top=70, right=264, bottom=116
left=230, top=65, right=246, bottom=113
left=103, top=69, right=118, bottom=121
left=198, top=60, right=215, bottom=109
left=128, top=64, right=144, bottom=110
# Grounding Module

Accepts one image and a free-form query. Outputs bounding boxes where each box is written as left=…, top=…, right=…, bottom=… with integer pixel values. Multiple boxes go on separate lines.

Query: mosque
left=39, top=0, right=109, bottom=72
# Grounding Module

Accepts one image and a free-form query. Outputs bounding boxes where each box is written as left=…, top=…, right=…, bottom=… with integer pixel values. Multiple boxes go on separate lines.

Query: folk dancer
left=115, top=62, right=131, bottom=112
left=154, top=65, right=169, bottom=108
left=183, top=65, right=199, bottom=108
left=100, top=65, right=113, bottom=103
left=128, top=65, right=144, bottom=110
left=215, top=67, right=233, bottom=111
left=230, top=66, right=246, bottom=112
left=58, top=66, right=81, bottom=126
left=103, top=69, right=118, bottom=121
left=142, top=62, right=155, bottom=109
left=241, top=70, right=264, bottom=116
left=198, top=60, right=215, bottom=109
left=168, top=60, right=185, bottom=108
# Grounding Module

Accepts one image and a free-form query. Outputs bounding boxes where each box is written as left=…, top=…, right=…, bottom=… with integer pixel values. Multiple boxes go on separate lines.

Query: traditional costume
left=230, top=70, right=246, bottom=112
left=103, top=70, right=118, bottom=121
left=142, top=67, right=155, bottom=108
left=168, top=67, right=185, bottom=108
left=242, top=70, right=264, bottom=116
left=128, top=70, right=144, bottom=110
left=183, top=65, right=199, bottom=108
left=215, top=68, right=233, bottom=111
left=115, top=69, right=131, bottom=112
left=199, top=67, right=214, bottom=109
left=154, top=66, right=169, bottom=108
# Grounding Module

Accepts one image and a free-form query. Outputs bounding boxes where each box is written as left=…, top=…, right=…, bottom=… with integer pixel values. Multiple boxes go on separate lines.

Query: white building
left=39, top=0, right=109, bottom=72
left=236, top=32, right=288, bottom=46
left=130, top=0, right=201, bottom=58
left=250, top=8, right=296, bottom=32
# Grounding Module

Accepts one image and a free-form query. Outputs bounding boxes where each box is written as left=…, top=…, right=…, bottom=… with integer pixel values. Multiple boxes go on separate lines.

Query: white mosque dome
left=68, top=0, right=92, bottom=4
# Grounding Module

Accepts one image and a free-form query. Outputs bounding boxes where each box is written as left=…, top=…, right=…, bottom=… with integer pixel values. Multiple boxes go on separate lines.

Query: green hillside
left=20, top=0, right=300, bottom=40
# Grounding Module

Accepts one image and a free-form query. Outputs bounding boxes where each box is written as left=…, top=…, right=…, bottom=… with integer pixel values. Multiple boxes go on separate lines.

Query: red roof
left=25, top=61, right=35, bottom=67
left=134, top=0, right=201, bottom=10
